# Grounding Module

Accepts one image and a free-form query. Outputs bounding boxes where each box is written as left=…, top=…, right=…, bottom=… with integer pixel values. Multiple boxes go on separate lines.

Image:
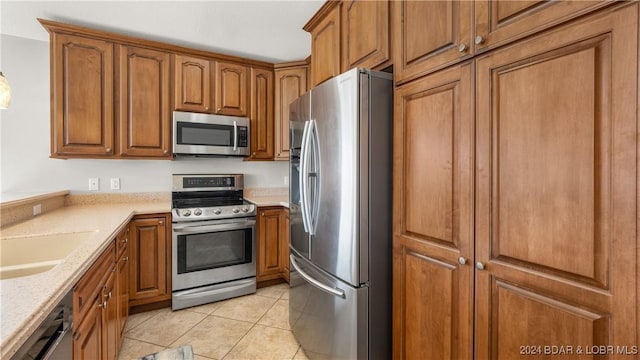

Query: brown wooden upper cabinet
left=50, top=32, right=115, bottom=157
left=274, top=63, right=308, bottom=161
left=306, top=2, right=342, bottom=87
left=392, top=0, right=609, bottom=84
left=173, top=54, right=211, bottom=113
left=341, top=0, right=390, bottom=71
left=392, top=0, right=473, bottom=84
left=214, top=61, right=249, bottom=116
left=118, top=45, right=172, bottom=158
left=43, top=22, right=174, bottom=160
left=473, top=0, right=608, bottom=53
left=248, top=67, right=274, bottom=160
left=306, top=0, right=391, bottom=87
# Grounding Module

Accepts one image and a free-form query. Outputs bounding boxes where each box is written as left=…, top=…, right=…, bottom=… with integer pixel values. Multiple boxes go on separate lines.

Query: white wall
left=0, top=34, right=289, bottom=194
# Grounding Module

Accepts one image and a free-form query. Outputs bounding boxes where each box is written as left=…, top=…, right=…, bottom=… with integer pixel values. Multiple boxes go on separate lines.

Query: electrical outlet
left=33, top=204, right=42, bottom=216
left=284, top=176, right=289, bottom=185
left=88, top=178, right=99, bottom=191
left=110, top=178, right=121, bottom=190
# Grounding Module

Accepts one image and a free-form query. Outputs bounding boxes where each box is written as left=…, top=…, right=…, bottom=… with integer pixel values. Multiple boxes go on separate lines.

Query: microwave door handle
left=233, top=120, right=238, bottom=151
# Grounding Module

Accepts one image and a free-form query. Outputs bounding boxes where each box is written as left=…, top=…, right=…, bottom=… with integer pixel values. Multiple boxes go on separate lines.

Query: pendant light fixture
left=0, top=72, right=12, bottom=109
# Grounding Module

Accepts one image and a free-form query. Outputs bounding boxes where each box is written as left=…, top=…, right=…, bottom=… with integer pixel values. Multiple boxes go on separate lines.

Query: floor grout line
left=120, top=284, right=297, bottom=360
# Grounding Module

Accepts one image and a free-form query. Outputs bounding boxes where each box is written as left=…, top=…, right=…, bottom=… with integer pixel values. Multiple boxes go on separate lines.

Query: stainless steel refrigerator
left=289, top=68, right=392, bottom=359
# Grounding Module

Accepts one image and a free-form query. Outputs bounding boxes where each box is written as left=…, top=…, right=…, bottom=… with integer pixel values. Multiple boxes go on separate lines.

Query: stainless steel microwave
left=172, top=111, right=250, bottom=157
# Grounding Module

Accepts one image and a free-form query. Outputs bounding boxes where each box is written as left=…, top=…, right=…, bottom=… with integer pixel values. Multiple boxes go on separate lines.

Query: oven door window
left=177, top=122, right=234, bottom=147
left=177, top=228, right=252, bottom=274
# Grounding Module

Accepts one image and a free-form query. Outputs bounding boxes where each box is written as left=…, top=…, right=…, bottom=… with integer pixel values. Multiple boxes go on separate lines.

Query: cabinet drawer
left=116, top=227, right=129, bottom=258
left=74, top=241, right=115, bottom=322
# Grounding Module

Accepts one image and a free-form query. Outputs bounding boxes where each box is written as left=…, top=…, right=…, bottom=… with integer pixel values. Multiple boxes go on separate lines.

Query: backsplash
left=0, top=191, right=67, bottom=228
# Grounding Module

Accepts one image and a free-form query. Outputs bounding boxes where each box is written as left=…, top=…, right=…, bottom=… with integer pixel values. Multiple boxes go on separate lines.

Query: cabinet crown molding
left=303, top=0, right=341, bottom=32
left=38, top=18, right=274, bottom=69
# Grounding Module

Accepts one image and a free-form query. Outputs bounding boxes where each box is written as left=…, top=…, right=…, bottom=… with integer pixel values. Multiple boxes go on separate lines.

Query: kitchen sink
left=0, top=231, right=97, bottom=280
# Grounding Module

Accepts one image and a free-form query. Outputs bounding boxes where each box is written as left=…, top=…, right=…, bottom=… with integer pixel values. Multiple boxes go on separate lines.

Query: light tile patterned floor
left=118, top=283, right=309, bottom=360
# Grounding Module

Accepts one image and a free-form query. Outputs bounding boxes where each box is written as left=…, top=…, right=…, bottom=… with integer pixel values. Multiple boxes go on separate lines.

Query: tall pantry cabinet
left=393, top=2, right=638, bottom=359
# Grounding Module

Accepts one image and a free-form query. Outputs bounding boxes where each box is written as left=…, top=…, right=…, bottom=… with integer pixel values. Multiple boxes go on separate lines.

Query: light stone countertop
left=244, top=187, right=289, bottom=208
left=0, top=200, right=170, bottom=359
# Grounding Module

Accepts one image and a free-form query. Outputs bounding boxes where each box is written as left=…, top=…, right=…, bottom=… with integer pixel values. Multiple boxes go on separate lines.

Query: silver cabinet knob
left=214, top=209, right=222, bottom=215
left=458, top=257, right=467, bottom=265
left=475, top=35, right=485, bottom=45
left=194, top=208, right=202, bottom=216
left=458, top=43, right=467, bottom=52
left=476, top=262, right=485, bottom=270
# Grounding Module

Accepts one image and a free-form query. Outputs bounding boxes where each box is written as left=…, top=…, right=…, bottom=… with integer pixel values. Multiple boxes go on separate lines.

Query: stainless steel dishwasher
left=11, top=291, right=73, bottom=360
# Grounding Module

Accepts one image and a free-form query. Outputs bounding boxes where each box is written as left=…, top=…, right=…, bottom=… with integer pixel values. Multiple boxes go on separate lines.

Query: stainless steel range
left=171, top=174, right=257, bottom=310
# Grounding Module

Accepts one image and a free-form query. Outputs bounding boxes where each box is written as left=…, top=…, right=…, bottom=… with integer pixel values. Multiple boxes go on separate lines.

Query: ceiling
left=0, top=0, right=325, bottom=63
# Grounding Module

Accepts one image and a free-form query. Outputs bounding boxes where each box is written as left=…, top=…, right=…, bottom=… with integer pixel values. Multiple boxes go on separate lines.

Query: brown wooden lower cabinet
left=128, top=214, right=171, bottom=307
left=73, top=296, right=102, bottom=360
left=281, top=210, right=290, bottom=283
left=116, top=242, right=130, bottom=337
left=73, top=234, right=124, bottom=360
left=102, top=270, right=118, bottom=360
left=256, top=206, right=289, bottom=283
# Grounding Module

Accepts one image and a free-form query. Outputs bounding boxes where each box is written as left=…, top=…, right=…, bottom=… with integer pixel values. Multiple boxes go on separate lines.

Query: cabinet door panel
left=310, top=4, right=341, bottom=87
left=52, top=33, right=114, bottom=156
left=174, top=54, right=211, bottom=113
left=474, top=0, right=608, bottom=52
left=118, top=46, right=171, bottom=158
left=257, top=207, right=285, bottom=282
left=282, top=209, right=290, bottom=283
left=102, top=271, right=118, bottom=360
left=475, top=4, right=638, bottom=357
left=73, top=296, right=102, bottom=360
left=341, top=0, right=389, bottom=70
left=214, top=61, right=248, bottom=116
left=491, top=279, right=608, bottom=359
left=393, top=63, right=474, bottom=359
left=393, top=0, right=472, bottom=84
left=249, top=67, right=274, bottom=159
left=274, top=67, right=307, bottom=161
left=117, top=247, right=129, bottom=336
left=129, top=217, right=169, bottom=304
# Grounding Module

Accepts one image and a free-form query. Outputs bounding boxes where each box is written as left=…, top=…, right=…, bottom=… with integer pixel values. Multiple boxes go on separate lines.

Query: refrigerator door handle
left=309, top=119, right=320, bottom=236
left=290, top=255, right=346, bottom=298
left=299, top=120, right=312, bottom=233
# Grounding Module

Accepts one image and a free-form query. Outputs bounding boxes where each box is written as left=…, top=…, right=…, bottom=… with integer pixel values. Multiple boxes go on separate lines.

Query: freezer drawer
left=289, top=253, right=368, bottom=360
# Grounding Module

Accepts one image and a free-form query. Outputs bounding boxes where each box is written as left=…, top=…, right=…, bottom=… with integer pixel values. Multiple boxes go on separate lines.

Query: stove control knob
left=182, top=209, right=191, bottom=217
left=214, top=209, right=222, bottom=215
left=194, top=208, right=202, bottom=216
left=242, top=206, right=249, bottom=213
left=232, top=208, right=240, bottom=214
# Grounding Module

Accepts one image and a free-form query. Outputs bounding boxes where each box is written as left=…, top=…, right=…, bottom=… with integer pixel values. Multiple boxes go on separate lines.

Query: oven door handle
left=173, top=220, right=255, bottom=234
